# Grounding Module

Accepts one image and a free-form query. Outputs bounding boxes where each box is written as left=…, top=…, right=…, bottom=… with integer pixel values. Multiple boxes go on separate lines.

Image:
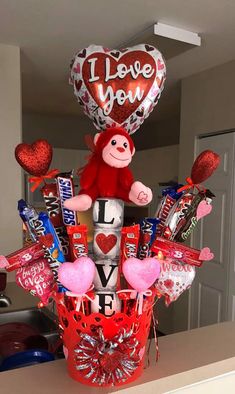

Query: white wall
left=22, top=112, right=180, bottom=151
left=174, top=59, right=235, bottom=332
left=132, top=145, right=179, bottom=185
left=52, top=145, right=179, bottom=187
left=0, top=45, right=22, bottom=260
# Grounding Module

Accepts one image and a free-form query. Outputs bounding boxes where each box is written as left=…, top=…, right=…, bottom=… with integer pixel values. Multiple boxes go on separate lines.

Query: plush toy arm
left=79, top=159, right=98, bottom=190
left=118, top=167, right=134, bottom=190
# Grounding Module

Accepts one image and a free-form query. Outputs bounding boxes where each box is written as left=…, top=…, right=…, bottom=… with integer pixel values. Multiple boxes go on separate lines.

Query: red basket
left=55, top=294, right=154, bottom=387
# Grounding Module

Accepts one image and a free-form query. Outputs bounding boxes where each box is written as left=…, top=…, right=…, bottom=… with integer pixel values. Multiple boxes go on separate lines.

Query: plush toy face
left=101, top=134, right=135, bottom=168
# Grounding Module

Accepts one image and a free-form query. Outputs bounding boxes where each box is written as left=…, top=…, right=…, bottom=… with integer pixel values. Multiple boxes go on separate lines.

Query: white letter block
left=93, top=198, right=124, bottom=229
left=93, top=259, right=119, bottom=291
left=91, top=291, right=121, bottom=316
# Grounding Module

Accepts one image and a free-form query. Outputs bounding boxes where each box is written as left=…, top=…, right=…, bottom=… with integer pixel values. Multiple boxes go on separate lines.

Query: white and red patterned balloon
left=155, top=258, right=195, bottom=305
left=70, top=44, right=166, bottom=134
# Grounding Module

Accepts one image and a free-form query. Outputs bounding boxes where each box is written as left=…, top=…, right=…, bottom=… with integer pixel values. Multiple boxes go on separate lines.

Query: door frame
left=189, top=131, right=235, bottom=329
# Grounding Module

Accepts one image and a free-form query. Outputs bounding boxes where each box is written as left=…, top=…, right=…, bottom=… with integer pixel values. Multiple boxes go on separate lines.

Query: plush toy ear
left=94, top=133, right=101, bottom=146
left=131, top=146, right=136, bottom=156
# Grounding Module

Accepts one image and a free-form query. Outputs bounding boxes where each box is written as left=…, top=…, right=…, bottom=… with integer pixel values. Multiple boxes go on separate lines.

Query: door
left=190, top=132, right=235, bottom=328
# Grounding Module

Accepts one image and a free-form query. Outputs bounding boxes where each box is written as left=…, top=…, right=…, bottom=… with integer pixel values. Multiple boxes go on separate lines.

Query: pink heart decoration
left=122, top=257, right=161, bottom=293
left=0, top=256, right=9, bottom=269
left=155, top=258, right=196, bottom=305
left=16, top=259, right=54, bottom=304
left=199, top=247, right=214, bottom=261
left=58, top=257, right=95, bottom=294
left=196, top=200, right=212, bottom=220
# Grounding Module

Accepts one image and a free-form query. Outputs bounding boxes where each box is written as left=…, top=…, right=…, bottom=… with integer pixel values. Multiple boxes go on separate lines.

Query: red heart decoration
left=15, top=139, right=52, bottom=176
left=96, top=233, right=117, bottom=254
left=82, top=52, right=156, bottom=124
left=191, top=150, right=220, bottom=184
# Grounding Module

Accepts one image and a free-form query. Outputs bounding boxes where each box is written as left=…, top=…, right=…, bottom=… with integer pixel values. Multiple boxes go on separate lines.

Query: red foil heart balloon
left=15, top=139, right=53, bottom=176
left=70, top=44, right=166, bottom=134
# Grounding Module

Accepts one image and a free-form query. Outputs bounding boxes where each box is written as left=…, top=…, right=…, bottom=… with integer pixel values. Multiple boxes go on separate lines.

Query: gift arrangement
left=0, top=43, right=220, bottom=387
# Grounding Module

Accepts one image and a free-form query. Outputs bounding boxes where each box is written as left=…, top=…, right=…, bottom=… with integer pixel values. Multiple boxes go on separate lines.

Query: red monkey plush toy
left=64, top=127, right=152, bottom=211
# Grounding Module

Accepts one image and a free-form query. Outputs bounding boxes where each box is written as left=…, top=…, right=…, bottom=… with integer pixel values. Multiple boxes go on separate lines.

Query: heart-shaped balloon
left=155, top=258, right=195, bottom=305
left=196, top=200, right=212, bottom=220
left=70, top=44, right=166, bottom=134
left=15, top=139, right=52, bottom=176
left=122, top=257, right=161, bottom=293
left=16, top=258, right=54, bottom=304
left=58, top=257, right=95, bottom=294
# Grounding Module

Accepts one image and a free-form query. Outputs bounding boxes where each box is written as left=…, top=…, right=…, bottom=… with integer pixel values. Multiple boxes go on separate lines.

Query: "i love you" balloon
left=70, top=44, right=166, bottom=134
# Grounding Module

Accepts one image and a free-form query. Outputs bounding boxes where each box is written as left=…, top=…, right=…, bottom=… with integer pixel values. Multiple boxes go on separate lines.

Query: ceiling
left=1, top=0, right=235, bottom=148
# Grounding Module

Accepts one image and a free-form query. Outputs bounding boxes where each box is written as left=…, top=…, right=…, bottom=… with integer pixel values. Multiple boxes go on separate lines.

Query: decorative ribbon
left=29, top=169, right=60, bottom=192
left=66, top=285, right=100, bottom=312
left=177, top=177, right=206, bottom=193
left=117, top=289, right=152, bottom=315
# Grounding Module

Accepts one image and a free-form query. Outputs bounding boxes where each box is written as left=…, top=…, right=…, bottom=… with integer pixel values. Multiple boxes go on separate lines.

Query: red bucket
left=55, top=294, right=154, bottom=387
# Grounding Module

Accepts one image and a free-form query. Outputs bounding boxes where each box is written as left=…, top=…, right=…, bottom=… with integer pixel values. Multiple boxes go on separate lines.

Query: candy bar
left=56, top=172, right=78, bottom=226
left=18, top=199, right=38, bottom=242
left=41, top=183, right=63, bottom=228
left=151, top=236, right=204, bottom=267
left=5, top=243, right=44, bottom=272
left=175, top=190, right=214, bottom=242
left=138, top=218, right=159, bottom=259
left=120, top=225, right=140, bottom=269
left=66, top=225, right=88, bottom=261
left=162, top=193, right=194, bottom=240
left=155, top=185, right=182, bottom=236
left=55, top=226, right=71, bottom=260
left=31, top=212, right=66, bottom=289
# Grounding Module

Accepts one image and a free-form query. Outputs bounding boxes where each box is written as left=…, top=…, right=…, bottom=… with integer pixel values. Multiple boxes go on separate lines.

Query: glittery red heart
left=15, top=139, right=52, bottom=176
left=96, top=233, right=117, bottom=254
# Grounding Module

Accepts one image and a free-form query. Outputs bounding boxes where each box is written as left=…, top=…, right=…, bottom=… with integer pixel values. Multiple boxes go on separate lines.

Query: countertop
left=1, top=321, right=235, bottom=394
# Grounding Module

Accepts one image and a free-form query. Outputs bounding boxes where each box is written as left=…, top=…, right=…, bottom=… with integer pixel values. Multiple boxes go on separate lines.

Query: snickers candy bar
left=41, top=183, right=63, bottom=228
left=56, top=172, right=78, bottom=226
